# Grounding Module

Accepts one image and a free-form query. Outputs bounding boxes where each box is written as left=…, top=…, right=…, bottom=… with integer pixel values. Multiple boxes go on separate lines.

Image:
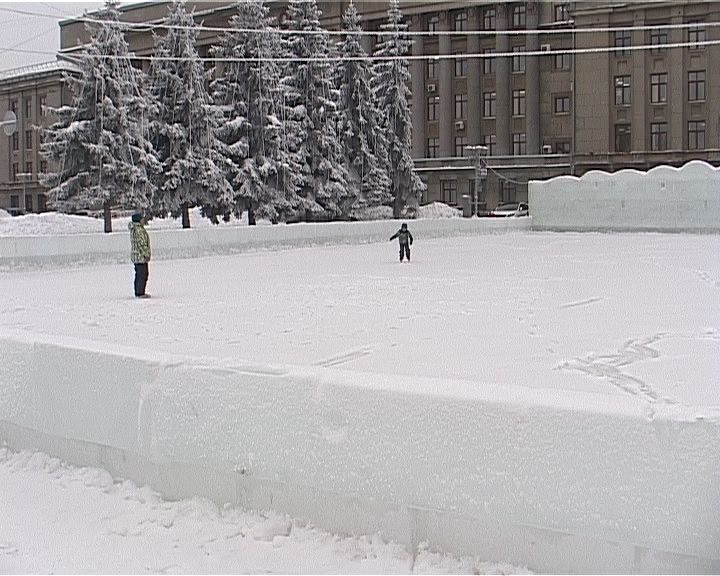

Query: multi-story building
left=2, top=1, right=718, bottom=214
left=0, top=61, right=76, bottom=212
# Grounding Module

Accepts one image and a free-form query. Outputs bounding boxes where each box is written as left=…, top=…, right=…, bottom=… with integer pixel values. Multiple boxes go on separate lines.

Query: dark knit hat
left=401, top=222, right=407, bottom=229
left=131, top=213, right=143, bottom=223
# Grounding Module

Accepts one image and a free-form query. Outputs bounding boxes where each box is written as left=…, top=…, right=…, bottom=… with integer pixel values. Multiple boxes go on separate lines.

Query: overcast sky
left=0, top=2, right=104, bottom=72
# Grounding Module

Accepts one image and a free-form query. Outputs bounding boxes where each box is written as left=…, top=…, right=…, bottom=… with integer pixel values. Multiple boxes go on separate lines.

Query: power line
left=0, top=4, right=719, bottom=38
left=4, top=37, right=720, bottom=64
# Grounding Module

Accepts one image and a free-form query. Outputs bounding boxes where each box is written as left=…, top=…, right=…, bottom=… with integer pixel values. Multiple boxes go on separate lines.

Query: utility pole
left=467, top=144, right=489, bottom=215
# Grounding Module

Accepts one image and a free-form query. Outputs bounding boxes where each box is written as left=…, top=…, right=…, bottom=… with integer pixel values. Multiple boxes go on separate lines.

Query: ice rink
left=1, top=231, right=718, bottom=410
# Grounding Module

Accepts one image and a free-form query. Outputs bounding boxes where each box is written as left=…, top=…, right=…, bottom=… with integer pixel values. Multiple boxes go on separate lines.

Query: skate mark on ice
left=557, top=334, right=666, bottom=403
left=696, top=270, right=720, bottom=288
left=559, top=296, right=602, bottom=309
left=314, top=346, right=373, bottom=368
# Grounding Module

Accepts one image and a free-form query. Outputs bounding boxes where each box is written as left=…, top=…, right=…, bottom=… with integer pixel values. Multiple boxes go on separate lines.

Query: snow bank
left=529, top=160, right=720, bottom=232
left=0, top=329, right=717, bottom=574
left=0, top=216, right=529, bottom=269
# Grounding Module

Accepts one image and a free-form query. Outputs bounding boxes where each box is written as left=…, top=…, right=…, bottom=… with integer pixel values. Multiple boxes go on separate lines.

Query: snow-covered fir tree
left=210, top=0, right=299, bottom=225
left=281, top=0, right=352, bottom=221
left=146, top=0, right=230, bottom=228
left=371, top=0, right=425, bottom=218
left=335, top=2, right=391, bottom=213
left=41, top=0, right=157, bottom=233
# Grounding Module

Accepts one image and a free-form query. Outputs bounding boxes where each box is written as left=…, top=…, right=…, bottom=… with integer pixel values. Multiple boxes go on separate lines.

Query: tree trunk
left=181, top=202, right=191, bottom=229
left=247, top=201, right=256, bottom=226
left=103, top=201, right=112, bottom=233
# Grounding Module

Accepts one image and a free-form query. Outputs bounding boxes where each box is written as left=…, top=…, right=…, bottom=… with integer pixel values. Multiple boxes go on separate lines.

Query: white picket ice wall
left=0, top=330, right=718, bottom=574
left=529, top=160, right=720, bottom=232
left=0, top=217, right=530, bottom=269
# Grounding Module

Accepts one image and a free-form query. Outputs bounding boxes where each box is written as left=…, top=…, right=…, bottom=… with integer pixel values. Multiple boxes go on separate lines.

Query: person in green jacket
left=129, top=213, right=151, bottom=298
left=389, top=222, right=413, bottom=262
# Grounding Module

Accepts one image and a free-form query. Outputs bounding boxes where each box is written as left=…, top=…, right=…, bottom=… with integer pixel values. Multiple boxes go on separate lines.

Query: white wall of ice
left=0, top=217, right=530, bottom=269
left=529, top=160, right=720, bottom=232
left=1, top=330, right=718, bottom=574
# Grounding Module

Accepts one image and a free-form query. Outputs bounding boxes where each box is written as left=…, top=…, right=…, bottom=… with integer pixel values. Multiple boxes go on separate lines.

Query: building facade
left=1, top=1, right=718, bottom=214
left=0, top=62, right=76, bottom=212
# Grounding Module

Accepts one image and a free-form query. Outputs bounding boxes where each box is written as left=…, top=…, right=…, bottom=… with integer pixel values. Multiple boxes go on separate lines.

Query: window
left=483, top=134, right=496, bottom=155
left=441, top=180, right=458, bottom=205
left=512, top=4, right=526, bottom=28
left=25, top=194, right=33, bottom=212
left=25, top=129, right=33, bottom=149
left=615, top=75, right=631, bottom=105
left=455, top=55, right=467, bottom=77
left=614, top=29, right=631, bottom=56
left=427, top=59, right=437, bottom=79
left=25, top=161, right=32, bottom=175
left=483, top=92, right=496, bottom=118
left=688, top=120, right=705, bottom=150
left=554, top=3, right=569, bottom=22
left=427, top=97, right=439, bottom=121
left=688, top=70, right=705, bottom=101
left=554, top=95, right=570, bottom=114
left=10, top=195, right=19, bottom=209
left=24, top=97, right=31, bottom=118
left=512, top=132, right=527, bottom=155
left=10, top=99, right=17, bottom=115
left=650, top=73, right=668, bottom=104
left=512, top=45, right=526, bottom=73
left=39, top=160, right=47, bottom=175
left=427, top=137, right=439, bottom=158
left=688, top=21, right=706, bottom=49
left=454, top=11, right=467, bottom=32
left=483, top=8, right=496, bottom=31
left=615, top=124, right=631, bottom=152
left=512, top=89, right=526, bottom=116
left=482, top=49, right=495, bottom=74
left=38, top=194, right=47, bottom=212
left=555, top=141, right=571, bottom=154
left=455, top=136, right=468, bottom=157
left=12, top=163, right=19, bottom=181
left=11, top=132, right=18, bottom=151
left=650, top=29, right=668, bottom=52
left=39, top=95, right=47, bottom=116
left=455, top=93, right=467, bottom=119
left=650, top=122, right=668, bottom=151
left=428, top=14, right=439, bottom=33
left=553, top=52, right=570, bottom=70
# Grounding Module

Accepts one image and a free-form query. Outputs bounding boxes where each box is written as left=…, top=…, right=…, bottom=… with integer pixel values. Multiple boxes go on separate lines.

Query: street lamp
left=466, top=144, right=489, bottom=216
left=17, top=173, right=32, bottom=212
left=1, top=110, right=17, bottom=136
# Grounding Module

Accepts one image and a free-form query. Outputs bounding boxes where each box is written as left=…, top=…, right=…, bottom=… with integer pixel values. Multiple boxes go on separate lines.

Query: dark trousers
left=134, top=263, right=149, bottom=296
left=399, top=242, right=411, bottom=262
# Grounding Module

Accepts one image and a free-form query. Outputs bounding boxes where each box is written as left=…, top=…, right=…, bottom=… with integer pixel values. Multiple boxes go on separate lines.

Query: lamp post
left=17, top=173, right=31, bottom=212
left=466, top=144, right=489, bottom=215
left=1, top=110, right=17, bottom=136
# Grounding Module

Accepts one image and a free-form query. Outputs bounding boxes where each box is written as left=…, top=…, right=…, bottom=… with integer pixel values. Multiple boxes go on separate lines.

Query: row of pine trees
left=41, top=0, right=426, bottom=232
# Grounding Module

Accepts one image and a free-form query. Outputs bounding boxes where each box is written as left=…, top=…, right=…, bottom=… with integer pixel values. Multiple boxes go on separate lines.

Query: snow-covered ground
left=0, top=448, right=529, bottom=574
left=0, top=211, right=718, bottom=573
left=0, top=202, right=459, bottom=237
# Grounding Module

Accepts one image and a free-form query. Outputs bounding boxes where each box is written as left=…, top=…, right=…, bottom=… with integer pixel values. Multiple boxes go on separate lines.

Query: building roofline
left=0, top=60, right=79, bottom=84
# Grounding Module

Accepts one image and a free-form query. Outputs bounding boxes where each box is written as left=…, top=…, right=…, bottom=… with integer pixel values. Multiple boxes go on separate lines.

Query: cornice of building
left=0, top=60, right=78, bottom=87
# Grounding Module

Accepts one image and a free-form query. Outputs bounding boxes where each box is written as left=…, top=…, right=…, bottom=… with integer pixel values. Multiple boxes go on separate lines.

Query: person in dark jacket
left=389, top=222, right=413, bottom=262
left=129, top=213, right=151, bottom=298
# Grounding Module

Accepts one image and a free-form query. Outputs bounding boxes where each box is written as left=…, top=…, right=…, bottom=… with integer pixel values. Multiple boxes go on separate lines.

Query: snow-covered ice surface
left=0, top=231, right=717, bottom=409
left=0, top=448, right=529, bottom=574
left=0, top=220, right=718, bottom=573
